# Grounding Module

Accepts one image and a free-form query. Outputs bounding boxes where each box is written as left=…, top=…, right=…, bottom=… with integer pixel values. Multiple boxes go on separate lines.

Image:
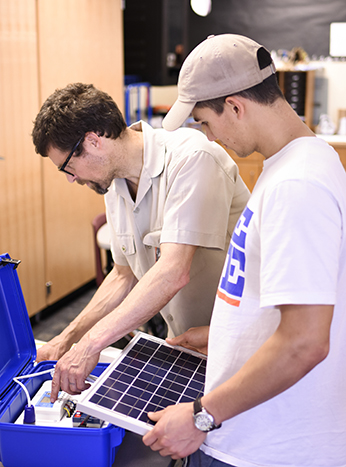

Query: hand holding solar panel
left=143, top=396, right=208, bottom=459
left=165, top=325, right=210, bottom=356
left=77, top=332, right=206, bottom=436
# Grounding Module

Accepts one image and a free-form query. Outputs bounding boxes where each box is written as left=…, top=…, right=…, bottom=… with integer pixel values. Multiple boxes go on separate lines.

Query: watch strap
left=193, top=397, right=221, bottom=430
left=193, top=396, right=203, bottom=415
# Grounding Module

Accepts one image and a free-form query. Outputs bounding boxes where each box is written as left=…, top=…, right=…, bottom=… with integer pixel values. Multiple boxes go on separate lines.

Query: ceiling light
left=190, top=0, right=212, bottom=17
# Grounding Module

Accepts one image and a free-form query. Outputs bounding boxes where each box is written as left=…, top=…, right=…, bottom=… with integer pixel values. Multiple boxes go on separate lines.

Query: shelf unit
left=277, top=69, right=315, bottom=130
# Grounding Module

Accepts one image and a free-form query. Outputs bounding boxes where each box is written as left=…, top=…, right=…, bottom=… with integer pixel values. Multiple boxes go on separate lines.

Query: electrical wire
left=13, top=367, right=55, bottom=407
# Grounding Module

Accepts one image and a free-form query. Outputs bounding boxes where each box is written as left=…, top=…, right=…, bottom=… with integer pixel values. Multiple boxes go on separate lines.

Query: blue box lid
left=0, top=253, right=36, bottom=398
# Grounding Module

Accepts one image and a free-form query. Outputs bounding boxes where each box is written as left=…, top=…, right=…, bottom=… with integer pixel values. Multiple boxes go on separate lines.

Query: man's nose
left=205, top=128, right=216, bottom=142
left=65, top=173, right=77, bottom=183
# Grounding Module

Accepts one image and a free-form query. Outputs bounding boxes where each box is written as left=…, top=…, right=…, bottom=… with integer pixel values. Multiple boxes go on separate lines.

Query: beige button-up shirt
left=105, top=121, right=250, bottom=336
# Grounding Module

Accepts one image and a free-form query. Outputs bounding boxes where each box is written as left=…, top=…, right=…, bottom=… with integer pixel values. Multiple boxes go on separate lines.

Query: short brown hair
left=32, top=83, right=127, bottom=157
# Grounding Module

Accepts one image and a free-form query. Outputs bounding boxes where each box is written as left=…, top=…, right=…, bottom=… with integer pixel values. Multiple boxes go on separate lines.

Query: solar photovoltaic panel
left=77, top=332, right=206, bottom=435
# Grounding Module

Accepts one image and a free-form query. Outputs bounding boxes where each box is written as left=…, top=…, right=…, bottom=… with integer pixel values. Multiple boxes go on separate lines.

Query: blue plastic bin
left=0, top=253, right=124, bottom=467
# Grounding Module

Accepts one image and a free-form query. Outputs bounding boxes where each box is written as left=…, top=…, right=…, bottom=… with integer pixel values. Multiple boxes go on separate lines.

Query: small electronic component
left=34, top=383, right=70, bottom=423
left=73, top=411, right=104, bottom=428
left=14, top=369, right=97, bottom=426
left=63, top=400, right=77, bottom=418
left=15, top=380, right=73, bottom=425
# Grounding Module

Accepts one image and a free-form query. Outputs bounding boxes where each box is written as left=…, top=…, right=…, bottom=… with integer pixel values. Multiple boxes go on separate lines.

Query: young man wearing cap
left=143, top=34, right=346, bottom=467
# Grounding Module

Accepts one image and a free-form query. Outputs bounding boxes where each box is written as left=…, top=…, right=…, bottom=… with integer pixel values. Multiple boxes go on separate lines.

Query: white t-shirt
left=203, top=137, right=346, bottom=467
left=105, top=121, right=250, bottom=337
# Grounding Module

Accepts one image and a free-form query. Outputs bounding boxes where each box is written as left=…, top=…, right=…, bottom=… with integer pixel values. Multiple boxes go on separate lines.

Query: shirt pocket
left=117, top=234, right=136, bottom=257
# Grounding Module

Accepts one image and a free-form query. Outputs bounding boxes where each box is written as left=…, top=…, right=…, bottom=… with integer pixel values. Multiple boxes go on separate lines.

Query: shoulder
left=161, top=127, right=239, bottom=170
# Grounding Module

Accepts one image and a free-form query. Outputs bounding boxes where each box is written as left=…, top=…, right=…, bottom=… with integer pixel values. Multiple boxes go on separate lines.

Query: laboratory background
left=0, top=1, right=346, bottom=466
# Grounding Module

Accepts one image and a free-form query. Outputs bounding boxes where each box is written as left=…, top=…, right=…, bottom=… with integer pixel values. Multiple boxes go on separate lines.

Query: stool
left=92, top=213, right=112, bottom=287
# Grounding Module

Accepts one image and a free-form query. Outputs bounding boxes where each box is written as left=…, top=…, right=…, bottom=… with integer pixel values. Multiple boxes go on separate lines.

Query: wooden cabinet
left=227, top=151, right=264, bottom=192
left=336, top=148, right=346, bottom=170
left=0, top=1, right=46, bottom=314
left=326, top=143, right=346, bottom=171
left=38, top=0, right=124, bottom=306
left=0, top=0, right=124, bottom=316
left=218, top=143, right=264, bottom=192
left=224, top=141, right=346, bottom=194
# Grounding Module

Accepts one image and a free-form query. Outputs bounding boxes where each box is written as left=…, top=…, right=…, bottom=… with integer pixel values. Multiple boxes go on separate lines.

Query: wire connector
left=23, top=404, right=35, bottom=424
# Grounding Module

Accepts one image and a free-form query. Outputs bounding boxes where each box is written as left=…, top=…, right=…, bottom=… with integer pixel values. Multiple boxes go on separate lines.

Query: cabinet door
left=0, top=0, right=46, bottom=316
left=37, top=0, right=124, bottom=304
left=219, top=145, right=264, bottom=192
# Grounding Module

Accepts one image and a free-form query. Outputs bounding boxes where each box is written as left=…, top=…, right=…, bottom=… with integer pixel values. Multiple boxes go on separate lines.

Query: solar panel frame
left=77, top=332, right=206, bottom=435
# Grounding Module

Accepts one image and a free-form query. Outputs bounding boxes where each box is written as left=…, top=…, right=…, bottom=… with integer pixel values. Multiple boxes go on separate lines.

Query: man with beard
left=32, top=83, right=250, bottom=399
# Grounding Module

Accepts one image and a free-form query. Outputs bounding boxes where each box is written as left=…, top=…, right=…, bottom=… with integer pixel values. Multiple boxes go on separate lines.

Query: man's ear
left=224, top=96, right=245, bottom=119
left=84, top=132, right=100, bottom=148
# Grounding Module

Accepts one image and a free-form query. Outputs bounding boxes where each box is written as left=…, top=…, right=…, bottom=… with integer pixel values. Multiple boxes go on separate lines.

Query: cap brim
left=162, top=100, right=196, bottom=131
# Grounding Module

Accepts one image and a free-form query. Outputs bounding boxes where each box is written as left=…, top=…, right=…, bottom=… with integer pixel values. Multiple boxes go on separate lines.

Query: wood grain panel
left=37, top=0, right=124, bottom=304
left=331, top=146, right=346, bottom=171
left=0, top=0, right=46, bottom=316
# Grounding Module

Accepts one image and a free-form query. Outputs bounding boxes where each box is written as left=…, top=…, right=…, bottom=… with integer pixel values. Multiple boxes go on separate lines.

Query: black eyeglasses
left=58, top=136, right=83, bottom=176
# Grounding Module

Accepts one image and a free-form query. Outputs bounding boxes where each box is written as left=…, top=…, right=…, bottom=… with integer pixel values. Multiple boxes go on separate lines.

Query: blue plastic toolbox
left=0, top=253, right=124, bottom=467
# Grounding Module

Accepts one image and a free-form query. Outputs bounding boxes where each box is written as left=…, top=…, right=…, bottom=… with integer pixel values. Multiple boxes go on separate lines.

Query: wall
left=312, top=61, right=346, bottom=128
left=188, top=0, right=346, bottom=58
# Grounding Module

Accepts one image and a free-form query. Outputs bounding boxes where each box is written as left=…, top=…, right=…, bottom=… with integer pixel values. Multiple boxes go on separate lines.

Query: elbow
left=177, top=269, right=191, bottom=291
left=170, top=265, right=191, bottom=294
left=299, top=339, right=330, bottom=374
left=311, top=340, right=330, bottom=366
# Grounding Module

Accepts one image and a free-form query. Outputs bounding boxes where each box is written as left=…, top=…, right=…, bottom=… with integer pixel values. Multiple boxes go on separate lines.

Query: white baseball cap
left=162, top=34, right=276, bottom=131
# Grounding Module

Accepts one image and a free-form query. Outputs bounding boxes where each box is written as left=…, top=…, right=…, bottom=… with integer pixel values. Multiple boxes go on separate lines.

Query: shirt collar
left=130, top=120, right=165, bottom=179
left=112, top=121, right=166, bottom=206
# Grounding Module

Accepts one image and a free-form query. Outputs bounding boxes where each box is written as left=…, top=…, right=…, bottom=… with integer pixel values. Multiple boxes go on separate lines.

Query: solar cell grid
left=77, top=332, right=206, bottom=435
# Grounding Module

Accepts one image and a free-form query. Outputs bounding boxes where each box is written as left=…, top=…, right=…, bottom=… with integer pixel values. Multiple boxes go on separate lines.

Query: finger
left=165, top=334, right=186, bottom=346
left=167, top=339, right=196, bottom=353
left=50, top=369, right=61, bottom=402
left=59, top=365, right=72, bottom=394
left=74, top=373, right=89, bottom=392
left=67, top=381, right=83, bottom=395
left=147, top=410, right=162, bottom=422
left=142, top=430, right=157, bottom=447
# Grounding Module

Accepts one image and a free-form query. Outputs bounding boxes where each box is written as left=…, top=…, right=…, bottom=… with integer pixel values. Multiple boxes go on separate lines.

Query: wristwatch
left=193, top=397, right=221, bottom=432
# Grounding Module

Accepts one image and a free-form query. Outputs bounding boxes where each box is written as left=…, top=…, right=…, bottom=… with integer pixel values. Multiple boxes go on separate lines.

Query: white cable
left=13, top=378, right=32, bottom=407
left=13, top=367, right=55, bottom=407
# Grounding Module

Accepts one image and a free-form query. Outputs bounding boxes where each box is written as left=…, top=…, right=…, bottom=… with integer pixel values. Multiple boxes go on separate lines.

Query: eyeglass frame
left=58, top=136, right=84, bottom=176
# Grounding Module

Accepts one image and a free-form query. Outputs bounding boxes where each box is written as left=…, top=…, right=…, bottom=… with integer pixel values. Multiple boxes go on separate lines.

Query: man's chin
left=83, top=181, right=108, bottom=195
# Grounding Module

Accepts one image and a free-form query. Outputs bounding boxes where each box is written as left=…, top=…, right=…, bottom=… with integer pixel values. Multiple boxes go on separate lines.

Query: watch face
left=194, top=412, right=214, bottom=432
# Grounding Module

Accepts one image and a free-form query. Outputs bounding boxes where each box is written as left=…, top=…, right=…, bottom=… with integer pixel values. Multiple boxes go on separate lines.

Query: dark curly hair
left=32, top=83, right=127, bottom=157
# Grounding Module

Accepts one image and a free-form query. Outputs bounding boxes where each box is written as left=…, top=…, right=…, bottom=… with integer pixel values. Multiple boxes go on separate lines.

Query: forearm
left=85, top=254, right=190, bottom=353
left=49, top=243, right=197, bottom=401
left=202, top=304, right=333, bottom=426
left=58, top=266, right=137, bottom=346
left=143, top=305, right=333, bottom=458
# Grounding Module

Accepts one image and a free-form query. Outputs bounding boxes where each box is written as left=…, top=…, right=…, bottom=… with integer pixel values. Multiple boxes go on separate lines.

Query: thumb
left=147, top=410, right=163, bottom=422
left=166, top=334, right=186, bottom=347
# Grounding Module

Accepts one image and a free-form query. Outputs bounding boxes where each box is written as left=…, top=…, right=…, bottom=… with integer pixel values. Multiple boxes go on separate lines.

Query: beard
left=77, top=179, right=110, bottom=195
left=89, top=182, right=109, bottom=195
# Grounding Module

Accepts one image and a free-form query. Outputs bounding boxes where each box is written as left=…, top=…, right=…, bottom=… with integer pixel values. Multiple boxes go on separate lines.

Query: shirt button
left=134, top=207, right=139, bottom=213
left=121, top=245, right=127, bottom=253
left=167, top=314, right=173, bottom=322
